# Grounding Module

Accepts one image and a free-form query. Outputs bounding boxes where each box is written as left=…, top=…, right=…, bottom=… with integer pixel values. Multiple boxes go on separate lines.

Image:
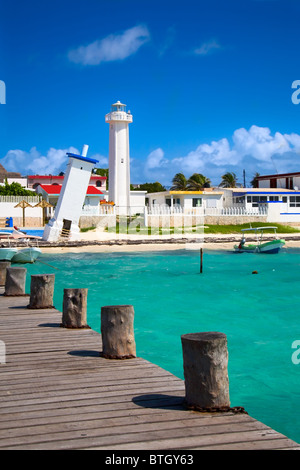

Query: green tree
left=219, top=172, right=238, bottom=188
left=170, top=173, right=188, bottom=190
left=250, top=172, right=260, bottom=188
left=131, top=182, right=166, bottom=193
left=187, top=173, right=211, bottom=190
left=0, top=180, right=36, bottom=196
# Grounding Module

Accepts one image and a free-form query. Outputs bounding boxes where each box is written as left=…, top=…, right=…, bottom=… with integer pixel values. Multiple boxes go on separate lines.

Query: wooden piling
left=0, top=261, right=11, bottom=286
left=101, top=305, right=136, bottom=359
left=4, top=267, right=27, bottom=296
left=62, top=288, right=89, bottom=328
left=27, top=274, right=55, bottom=309
left=200, top=247, right=203, bottom=273
left=181, top=332, right=230, bottom=410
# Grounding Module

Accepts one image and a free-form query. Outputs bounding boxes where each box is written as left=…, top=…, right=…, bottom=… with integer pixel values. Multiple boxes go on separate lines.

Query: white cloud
left=92, top=154, right=108, bottom=167
left=232, top=126, right=290, bottom=161
left=145, top=148, right=167, bottom=170
left=0, top=146, right=106, bottom=176
left=194, top=39, right=221, bottom=56
left=68, top=25, right=150, bottom=66
left=138, top=125, right=300, bottom=185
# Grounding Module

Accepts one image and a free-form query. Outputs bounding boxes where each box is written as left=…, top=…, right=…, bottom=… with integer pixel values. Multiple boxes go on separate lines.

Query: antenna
left=270, top=156, right=283, bottom=188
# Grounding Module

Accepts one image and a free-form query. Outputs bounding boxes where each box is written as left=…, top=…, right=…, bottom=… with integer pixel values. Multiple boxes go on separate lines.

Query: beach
left=39, top=228, right=300, bottom=254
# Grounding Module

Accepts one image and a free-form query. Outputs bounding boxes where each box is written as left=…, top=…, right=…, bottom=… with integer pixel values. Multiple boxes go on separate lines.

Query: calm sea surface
left=24, top=247, right=300, bottom=444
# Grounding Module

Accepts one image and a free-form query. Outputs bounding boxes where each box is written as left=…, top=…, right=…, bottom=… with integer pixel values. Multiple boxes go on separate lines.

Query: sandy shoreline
left=39, top=230, right=300, bottom=254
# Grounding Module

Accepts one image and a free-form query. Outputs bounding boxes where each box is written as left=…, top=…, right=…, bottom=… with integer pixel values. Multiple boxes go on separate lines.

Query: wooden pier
left=0, top=289, right=299, bottom=451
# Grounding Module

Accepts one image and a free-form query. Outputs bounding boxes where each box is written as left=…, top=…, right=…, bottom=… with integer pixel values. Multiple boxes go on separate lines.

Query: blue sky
left=1, top=0, right=300, bottom=186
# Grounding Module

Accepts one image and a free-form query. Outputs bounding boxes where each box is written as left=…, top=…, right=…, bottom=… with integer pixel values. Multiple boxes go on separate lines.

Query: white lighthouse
left=105, top=101, right=132, bottom=215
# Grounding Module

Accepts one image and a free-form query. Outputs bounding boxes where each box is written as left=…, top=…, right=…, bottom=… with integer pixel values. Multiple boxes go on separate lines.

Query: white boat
left=10, top=228, right=42, bottom=264
left=11, top=246, right=41, bottom=264
left=0, top=231, right=18, bottom=261
left=234, top=226, right=285, bottom=254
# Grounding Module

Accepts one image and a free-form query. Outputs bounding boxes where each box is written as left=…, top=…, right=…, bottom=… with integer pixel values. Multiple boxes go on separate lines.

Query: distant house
left=27, top=174, right=107, bottom=190
left=146, top=189, right=224, bottom=212
left=0, top=163, right=25, bottom=185
left=256, top=172, right=300, bottom=190
left=222, top=187, right=300, bottom=223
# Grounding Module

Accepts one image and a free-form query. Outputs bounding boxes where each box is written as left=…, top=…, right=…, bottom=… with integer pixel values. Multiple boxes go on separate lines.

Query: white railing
left=0, top=195, right=40, bottom=203
left=105, top=112, right=132, bottom=123
left=80, top=204, right=268, bottom=217
left=81, top=205, right=116, bottom=216
left=146, top=205, right=268, bottom=216
left=147, top=205, right=184, bottom=215
left=205, top=206, right=268, bottom=216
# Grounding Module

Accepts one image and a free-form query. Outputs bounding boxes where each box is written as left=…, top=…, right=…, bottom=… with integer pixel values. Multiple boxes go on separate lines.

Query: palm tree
left=219, top=172, right=238, bottom=188
left=170, top=173, right=188, bottom=190
left=187, top=173, right=211, bottom=190
left=250, top=172, right=260, bottom=188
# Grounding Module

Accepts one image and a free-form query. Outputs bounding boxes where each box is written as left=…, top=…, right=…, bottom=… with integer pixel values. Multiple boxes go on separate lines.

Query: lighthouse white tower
left=105, top=101, right=132, bottom=215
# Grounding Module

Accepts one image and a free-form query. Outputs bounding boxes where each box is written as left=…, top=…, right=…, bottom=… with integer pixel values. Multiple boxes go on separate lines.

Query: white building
left=222, top=187, right=300, bottom=223
left=147, top=189, right=224, bottom=213
left=43, top=145, right=98, bottom=241
left=256, top=171, right=300, bottom=190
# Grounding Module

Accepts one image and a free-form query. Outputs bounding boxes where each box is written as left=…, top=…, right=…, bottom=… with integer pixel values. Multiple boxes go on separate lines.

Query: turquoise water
left=23, top=248, right=300, bottom=444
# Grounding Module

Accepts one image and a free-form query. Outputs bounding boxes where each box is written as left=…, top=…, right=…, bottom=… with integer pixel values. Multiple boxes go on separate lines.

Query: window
left=247, top=195, right=267, bottom=207
left=289, top=196, right=300, bottom=207
left=282, top=197, right=287, bottom=203
left=192, top=198, right=202, bottom=207
left=165, top=198, right=181, bottom=207
left=269, top=196, right=279, bottom=201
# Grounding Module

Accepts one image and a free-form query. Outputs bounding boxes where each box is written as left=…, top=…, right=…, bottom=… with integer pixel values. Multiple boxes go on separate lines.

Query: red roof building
left=28, top=174, right=107, bottom=190
left=36, top=185, right=104, bottom=217
left=39, top=184, right=103, bottom=195
left=257, top=172, right=300, bottom=190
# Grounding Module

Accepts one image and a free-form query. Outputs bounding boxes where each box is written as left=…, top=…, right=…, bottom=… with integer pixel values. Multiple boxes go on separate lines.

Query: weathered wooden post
left=27, top=274, right=55, bottom=309
left=200, top=247, right=203, bottom=273
left=0, top=261, right=11, bottom=286
left=4, top=267, right=27, bottom=296
left=101, top=305, right=136, bottom=359
left=62, top=288, right=90, bottom=328
left=181, top=332, right=230, bottom=410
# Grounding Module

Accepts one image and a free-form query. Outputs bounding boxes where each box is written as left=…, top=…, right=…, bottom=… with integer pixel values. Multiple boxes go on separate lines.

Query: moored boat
left=11, top=246, right=41, bottom=264
left=0, top=231, right=19, bottom=261
left=234, top=226, right=285, bottom=254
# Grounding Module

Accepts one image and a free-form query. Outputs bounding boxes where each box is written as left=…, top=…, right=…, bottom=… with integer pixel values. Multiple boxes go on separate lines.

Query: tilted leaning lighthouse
left=105, top=101, right=132, bottom=215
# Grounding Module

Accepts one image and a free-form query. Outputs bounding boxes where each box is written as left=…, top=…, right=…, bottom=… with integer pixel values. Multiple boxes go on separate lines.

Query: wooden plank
left=0, top=289, right=299, bottom=451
